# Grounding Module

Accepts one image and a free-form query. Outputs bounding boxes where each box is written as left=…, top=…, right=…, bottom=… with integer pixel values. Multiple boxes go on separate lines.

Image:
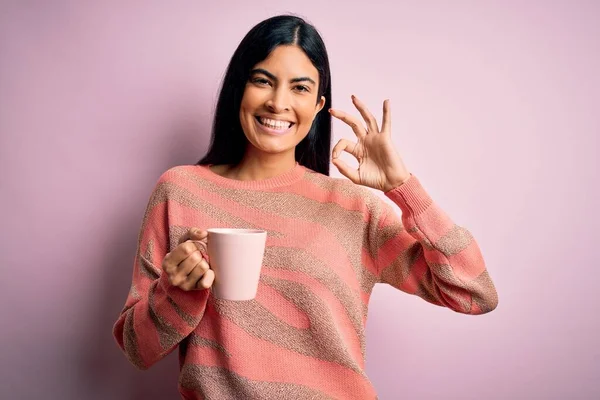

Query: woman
left=114, top=14, right=498, bottom=399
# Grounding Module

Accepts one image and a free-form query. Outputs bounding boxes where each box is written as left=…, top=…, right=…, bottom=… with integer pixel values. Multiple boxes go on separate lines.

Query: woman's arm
left=112, top=172, right=210, bottom=369
left=372, top=175, right=498, bottom=314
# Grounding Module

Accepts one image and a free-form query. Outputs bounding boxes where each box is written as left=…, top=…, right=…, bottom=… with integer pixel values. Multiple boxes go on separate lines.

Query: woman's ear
left=315, top=96, right=326, bottom=115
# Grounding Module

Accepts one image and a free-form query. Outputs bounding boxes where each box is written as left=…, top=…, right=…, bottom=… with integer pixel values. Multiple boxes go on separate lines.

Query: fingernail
left=351, top=95, right=355, bottom=100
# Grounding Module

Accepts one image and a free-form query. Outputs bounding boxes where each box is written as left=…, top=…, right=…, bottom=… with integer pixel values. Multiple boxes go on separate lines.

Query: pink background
left=1, top=1, right=598, bottom=399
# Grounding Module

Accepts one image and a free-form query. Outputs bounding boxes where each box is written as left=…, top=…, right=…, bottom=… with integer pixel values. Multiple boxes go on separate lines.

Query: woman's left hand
left=330, top=95, right=411, bottom=192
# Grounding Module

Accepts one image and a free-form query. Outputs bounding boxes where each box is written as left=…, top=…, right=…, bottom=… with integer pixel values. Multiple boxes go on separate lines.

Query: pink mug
left=206, top=228, right=267, bottom=300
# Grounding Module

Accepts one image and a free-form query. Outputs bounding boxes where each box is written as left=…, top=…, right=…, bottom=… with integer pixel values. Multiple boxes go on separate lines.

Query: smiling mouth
left=255, top=116, right=295, bottom=130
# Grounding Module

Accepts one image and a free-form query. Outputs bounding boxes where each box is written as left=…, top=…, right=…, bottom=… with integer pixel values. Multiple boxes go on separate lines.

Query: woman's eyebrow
left=250, top=68, right=316, bottom=86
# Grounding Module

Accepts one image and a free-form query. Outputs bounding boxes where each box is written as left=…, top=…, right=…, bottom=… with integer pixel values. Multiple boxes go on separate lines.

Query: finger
left=196, top=268, right=215, bottom=290
left=191, top=240, right=208, bottom=259
left=382, top=99, right=391, bottom=134
left=178, top=228, right=208, bottom=245
left=191, top=229, right=208, bottom=240
left=161, top=255, right=177, bottom=275
left=328, top=108, right=367, bottom=138
left=166, top=241, right=198, bottom=269
left=332, top=138, right=361, bottom=160
left=181, top=258, right=209, bottom=291
left=162, top=246, right=187, bottom=275
left=162, top=241, right=198, bottom=277
left=332, top=156, right=360, bottom=183
left=351, top=95, right=379, bottom=134
left=172, top=251, right=203, bottom=287
left=179, top=250, right=203, bottom=275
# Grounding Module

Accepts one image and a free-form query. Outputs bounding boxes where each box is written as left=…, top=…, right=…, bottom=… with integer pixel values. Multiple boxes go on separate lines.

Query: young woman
left=114, top=14, right=498, bottom=399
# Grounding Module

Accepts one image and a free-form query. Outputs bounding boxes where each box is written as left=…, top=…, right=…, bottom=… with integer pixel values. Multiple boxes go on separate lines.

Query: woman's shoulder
left=146, top=165, right=212, bottom=199
left=155, top=164, right=208, bottom=184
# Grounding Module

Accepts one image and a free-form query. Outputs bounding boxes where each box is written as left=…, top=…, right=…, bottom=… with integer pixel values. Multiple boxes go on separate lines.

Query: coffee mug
left=206, top=228, right=267, bottom=300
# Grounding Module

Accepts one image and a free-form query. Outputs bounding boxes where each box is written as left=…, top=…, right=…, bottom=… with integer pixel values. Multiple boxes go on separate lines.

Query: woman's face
left=239, top=45, right=326, bottom=158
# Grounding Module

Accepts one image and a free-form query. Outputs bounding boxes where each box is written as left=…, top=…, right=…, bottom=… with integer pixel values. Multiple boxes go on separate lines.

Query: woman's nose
left=265, top=88, right=290, bottom=113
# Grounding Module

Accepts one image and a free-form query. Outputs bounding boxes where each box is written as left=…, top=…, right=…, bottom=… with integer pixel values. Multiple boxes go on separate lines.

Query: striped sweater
left=113, top=163, right=498, bottom=399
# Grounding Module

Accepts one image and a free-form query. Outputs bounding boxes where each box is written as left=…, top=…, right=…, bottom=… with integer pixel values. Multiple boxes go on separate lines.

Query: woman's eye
left=295, top=85, right=309, bottom=92
left=253, top=78, right=270, bottom=85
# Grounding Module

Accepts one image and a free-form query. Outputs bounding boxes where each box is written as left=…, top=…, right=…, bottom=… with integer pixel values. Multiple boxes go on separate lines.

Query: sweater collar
left=197, top=162, right=306, bottom=190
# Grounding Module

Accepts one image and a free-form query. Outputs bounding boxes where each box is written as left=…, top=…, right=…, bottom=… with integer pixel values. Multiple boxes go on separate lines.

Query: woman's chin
left=246, top=139, right=296, bottom=156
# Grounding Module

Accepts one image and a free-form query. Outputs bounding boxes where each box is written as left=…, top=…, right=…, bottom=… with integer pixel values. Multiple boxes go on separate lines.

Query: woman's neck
left=213, top=152, right=297, bottom=181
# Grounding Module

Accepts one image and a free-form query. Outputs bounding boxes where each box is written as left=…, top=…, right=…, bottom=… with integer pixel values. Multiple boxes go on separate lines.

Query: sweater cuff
left=158, top=273, right=208, bottom=316
left=384, top=174, right=433, bottom=216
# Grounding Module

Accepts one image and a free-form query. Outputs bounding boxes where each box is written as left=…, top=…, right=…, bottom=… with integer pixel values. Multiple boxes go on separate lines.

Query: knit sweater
left=113, top=163, right=498, bottom=400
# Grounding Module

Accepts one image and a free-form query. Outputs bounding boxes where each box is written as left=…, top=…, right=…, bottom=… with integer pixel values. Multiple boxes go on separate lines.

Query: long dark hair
left=198, top=15, right=332, bottom=175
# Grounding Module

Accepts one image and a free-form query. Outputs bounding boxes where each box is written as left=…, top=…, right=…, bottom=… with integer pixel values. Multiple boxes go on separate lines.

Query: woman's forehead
left=254, top=46, right=318, bottom=79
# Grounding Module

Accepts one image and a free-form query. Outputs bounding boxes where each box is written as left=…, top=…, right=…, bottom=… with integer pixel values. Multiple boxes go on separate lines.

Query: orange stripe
left=261, top=268, right=365, bottom=367
left=413, top=204, right=455, bottom=242
left=284, top=179, right=381, bottom=277
left=140, top=201, right=169, bottom=266
left=361, top=247, right=379, bottom=278
left=255, top=282, right=310, bottom=329
left=397, top=255, right=429, bottom=294
left=154, top=184, right=250, bottom=231
left=269, top=235, right=361, bottom=294
left=149, top=280, right=207, bottom=334
left=375, top=229, right=416, bottom=272
left=132, top=297, right=163, bottom=366
left=276, top=179, right=369, bottom=213
left=191, top=318, right=376, bottom=399
left=446, top=241, right=486, bottom=280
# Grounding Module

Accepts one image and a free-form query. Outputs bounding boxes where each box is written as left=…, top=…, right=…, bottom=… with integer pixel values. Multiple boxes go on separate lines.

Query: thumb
left=179, top=228, right=208, bottom=244
left=191, top=228, right=208, bottom=239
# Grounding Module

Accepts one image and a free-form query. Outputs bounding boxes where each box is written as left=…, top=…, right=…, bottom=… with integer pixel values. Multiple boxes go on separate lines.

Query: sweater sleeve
left=113, top=171, right=210, bottom=369
left=372, top=175, right=498, bottom=314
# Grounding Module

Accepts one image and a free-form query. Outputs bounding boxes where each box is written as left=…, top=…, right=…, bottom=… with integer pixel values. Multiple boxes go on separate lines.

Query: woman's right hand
left=161, top=228, right=215, bottom=291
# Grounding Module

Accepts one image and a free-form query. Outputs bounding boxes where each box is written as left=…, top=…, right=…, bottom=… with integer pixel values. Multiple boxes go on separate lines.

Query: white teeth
left=259, top=117, right=292, bottom=130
